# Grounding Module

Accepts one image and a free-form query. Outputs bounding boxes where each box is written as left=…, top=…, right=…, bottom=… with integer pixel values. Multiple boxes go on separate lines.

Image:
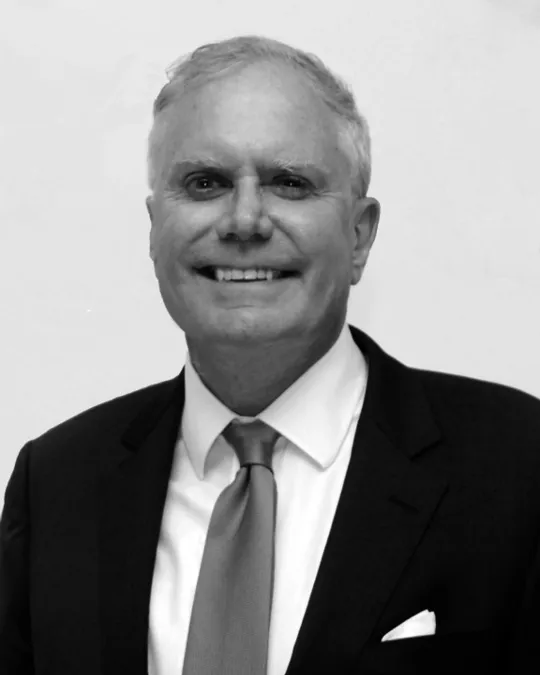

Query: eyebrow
left=169, top=155, right=329, bottom=177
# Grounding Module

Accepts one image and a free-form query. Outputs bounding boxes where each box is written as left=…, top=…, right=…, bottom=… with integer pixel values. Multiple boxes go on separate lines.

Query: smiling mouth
left=195, top=266, right=300, bottom=282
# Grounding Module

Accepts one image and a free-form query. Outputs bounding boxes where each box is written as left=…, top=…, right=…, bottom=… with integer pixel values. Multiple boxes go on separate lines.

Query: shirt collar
left=181, top=323, right=368, bottom=479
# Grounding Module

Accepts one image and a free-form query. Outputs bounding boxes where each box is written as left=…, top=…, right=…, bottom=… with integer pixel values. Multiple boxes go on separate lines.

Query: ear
left=146, top=195, right=157, bottom=261
left=350, top=197, right=380, bottom=285
left=145, top=195, right=154, bottom=222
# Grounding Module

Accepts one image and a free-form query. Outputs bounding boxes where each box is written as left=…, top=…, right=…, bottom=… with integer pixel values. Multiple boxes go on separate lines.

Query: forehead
left=161, top=63, right=345, bottom=173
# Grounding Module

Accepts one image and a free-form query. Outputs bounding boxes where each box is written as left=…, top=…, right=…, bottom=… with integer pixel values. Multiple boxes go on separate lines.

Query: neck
left=187, top=325, right=344, bottom=416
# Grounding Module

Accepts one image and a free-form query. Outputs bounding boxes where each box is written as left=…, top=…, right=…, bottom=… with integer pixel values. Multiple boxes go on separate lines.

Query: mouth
left=194, top=266, right=300, bottom=282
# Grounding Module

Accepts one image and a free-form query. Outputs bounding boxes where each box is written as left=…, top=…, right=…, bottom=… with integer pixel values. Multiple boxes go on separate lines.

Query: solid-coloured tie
left=182, top=419, right=280, bottom=675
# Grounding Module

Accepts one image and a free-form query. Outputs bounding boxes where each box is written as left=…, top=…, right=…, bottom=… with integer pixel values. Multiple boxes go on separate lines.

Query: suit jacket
left=2, top=325, right=540, bottom=675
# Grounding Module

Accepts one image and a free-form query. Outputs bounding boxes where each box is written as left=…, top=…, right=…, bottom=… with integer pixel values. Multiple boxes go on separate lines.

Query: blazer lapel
left=287, top=327, right=449, bottom=673
left=98, top=373, right=185, bottom=675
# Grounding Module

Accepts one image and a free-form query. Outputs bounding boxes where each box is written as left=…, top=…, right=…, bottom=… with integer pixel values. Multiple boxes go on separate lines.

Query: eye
left=273, top=175, right=312, bottom=199
left=184, top=173, right=229, bottom=200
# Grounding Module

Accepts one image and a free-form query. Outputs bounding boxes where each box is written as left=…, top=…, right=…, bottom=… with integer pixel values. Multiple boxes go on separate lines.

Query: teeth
left=213, top=267, right=285, bottom=282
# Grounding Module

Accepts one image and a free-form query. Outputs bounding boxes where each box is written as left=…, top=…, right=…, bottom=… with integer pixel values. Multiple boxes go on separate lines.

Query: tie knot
left=223, top=419, right=279, bottom=470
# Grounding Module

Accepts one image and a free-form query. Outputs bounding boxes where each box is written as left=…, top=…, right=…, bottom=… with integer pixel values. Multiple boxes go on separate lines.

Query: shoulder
left=416, top=366, right=540, bottom=431
left=352, top=324, right=540, bottom=440
left=27, top=375, right=181, bottom=464
left=409, top=367, right=540, bottom=481
left=353, top=323, right=540, bottom=476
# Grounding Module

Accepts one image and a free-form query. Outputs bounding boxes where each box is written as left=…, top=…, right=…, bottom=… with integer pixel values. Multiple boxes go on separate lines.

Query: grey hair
left=147, top=35, right=372, bottom=198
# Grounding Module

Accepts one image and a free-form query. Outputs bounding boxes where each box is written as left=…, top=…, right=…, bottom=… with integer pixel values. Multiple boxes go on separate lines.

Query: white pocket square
left=381, top=610, right=436, bottom=642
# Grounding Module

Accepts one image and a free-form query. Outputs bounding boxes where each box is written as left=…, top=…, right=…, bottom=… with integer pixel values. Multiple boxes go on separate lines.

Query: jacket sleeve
left=507, top=523, right=540, bottom=673
left=0, top=442, right=34, bottom=674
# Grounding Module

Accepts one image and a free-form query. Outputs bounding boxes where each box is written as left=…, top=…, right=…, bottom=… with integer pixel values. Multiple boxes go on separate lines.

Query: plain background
left=1, top=0, right=539, bottom=496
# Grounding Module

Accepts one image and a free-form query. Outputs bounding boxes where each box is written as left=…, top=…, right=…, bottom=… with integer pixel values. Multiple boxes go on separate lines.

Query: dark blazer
left=2, top=325, right=540, bottom=675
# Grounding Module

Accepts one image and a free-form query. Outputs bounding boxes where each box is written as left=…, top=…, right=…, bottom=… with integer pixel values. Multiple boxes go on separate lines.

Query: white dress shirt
left=148, top=323, right=369, bottom=675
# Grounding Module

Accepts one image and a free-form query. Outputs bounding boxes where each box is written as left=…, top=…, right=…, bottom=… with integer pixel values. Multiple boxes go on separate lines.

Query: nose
left=215, top=176, right=273, bottom=241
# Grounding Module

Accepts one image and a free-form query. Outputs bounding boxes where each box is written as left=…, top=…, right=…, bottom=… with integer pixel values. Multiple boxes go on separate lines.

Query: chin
left=192, top=311, right=302, bottom=346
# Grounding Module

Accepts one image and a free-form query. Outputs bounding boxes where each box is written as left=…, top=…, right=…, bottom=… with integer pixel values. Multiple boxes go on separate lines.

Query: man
left=1, top=35, right=540, bottom=675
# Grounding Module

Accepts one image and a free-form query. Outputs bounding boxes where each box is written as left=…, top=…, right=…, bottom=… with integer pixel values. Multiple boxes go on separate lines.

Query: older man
left=1, top=35, right=540, bottom=675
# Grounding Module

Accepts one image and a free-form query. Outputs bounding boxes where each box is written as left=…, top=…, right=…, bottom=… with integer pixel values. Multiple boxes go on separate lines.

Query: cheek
left=309, top=226, right=353, bottom=276
left=153, top=202, right=220, bottom=259
left=308, top=241, right=354, bottom=306
left=153, top=227, right=175, bottom=270
left=152, top=216, right=187, bottom=269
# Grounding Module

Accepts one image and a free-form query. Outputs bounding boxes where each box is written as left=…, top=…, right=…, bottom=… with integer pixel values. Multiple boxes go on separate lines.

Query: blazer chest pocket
left=359, top=629, right=506, bottom=675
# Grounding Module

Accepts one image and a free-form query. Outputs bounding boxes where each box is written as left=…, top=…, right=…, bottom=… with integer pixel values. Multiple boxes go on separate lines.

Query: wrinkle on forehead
left=155, top=62, right=349, bottom=190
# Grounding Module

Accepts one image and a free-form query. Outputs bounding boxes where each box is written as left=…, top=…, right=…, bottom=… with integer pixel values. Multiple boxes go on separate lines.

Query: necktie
left=182, top=419, right=280, bottom=675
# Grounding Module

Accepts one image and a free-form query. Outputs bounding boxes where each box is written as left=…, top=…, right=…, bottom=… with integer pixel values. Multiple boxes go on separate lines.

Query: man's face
left=146, top=63, right=379, bottom=347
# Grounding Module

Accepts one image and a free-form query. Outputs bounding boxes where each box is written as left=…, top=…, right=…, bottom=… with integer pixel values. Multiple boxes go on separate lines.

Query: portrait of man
left=1, top=34, right=540, bottom=675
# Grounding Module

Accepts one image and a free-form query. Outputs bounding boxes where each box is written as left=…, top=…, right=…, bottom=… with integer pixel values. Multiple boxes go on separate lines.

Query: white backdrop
left=1, top=0, right=540, bottom=495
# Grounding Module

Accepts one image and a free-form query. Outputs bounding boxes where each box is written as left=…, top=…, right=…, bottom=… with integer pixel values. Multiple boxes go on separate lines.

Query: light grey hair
left=147, top=35, right=372, bottom=198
